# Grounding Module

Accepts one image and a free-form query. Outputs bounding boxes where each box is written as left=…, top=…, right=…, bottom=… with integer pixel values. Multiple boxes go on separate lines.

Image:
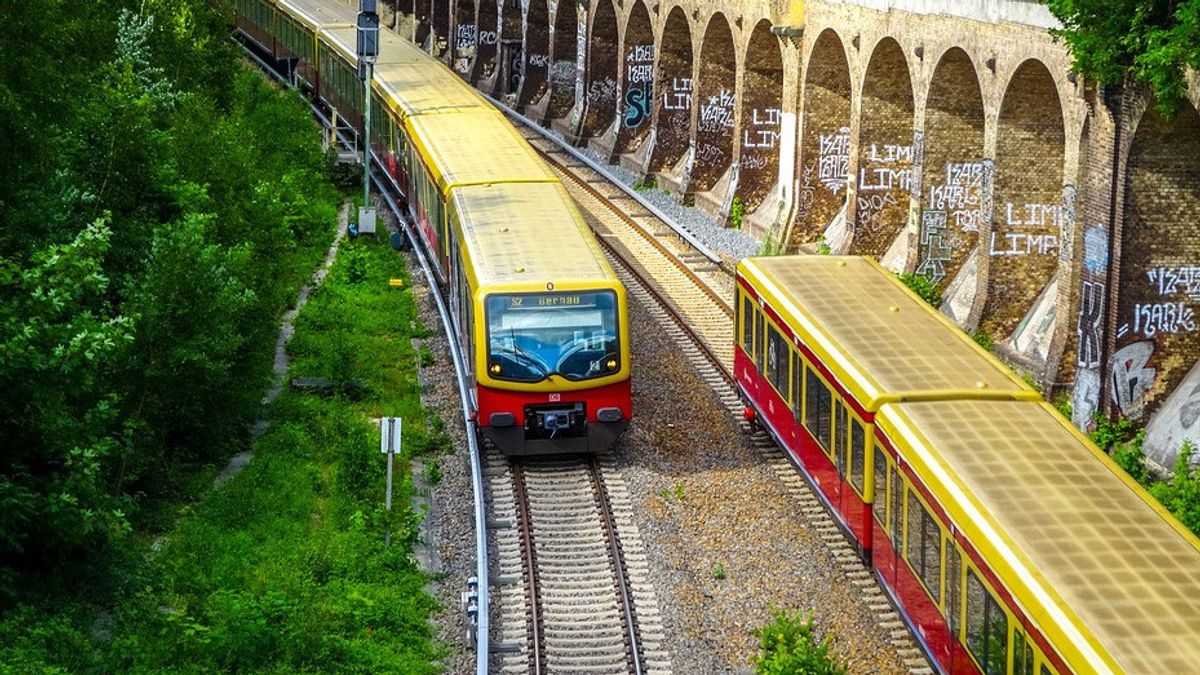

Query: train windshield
left=485, top=291, right=620, bottom=383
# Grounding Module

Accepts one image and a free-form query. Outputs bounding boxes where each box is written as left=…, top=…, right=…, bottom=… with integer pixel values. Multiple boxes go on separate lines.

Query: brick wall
left=735, top=21, right=785, bottom=211
left=852, top=37, right=914, bottom=258
left=649, top=8, right=693, bottom=173
left=979, top=60, right=1065, bottom=340
left=919, top=47, right=985, bottom=289
left=581, top=0, right=619, bottom=138
left=791, top=28, right=851, bottom=247
left=545, top=0, right=577, bottom=119
left=614, top=3, right=656, bottom=153
left=691, top=14, right=737, bottom=192
left=1111, top=103, right=1200, bottom=421
left=516, top=0, right=550, bottom=105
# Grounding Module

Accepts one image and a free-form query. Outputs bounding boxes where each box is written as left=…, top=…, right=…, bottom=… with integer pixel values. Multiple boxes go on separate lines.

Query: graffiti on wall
left=743, top=108, right=781, bottom=149
left=456, top=24, right=477, bottom=51
left=663, top=77, right=691, bottom=111
left=1117, top=266, right=1200, bottom=340
left=698, top=88, right=735, bottom=133
left=1112, top=340, right=1157, bottom=418
left=816, top=128, right=850, bottom=194
left=926, top=160, right=991, bottom=233
left=1077, top=280, right=1104, bottom=369
left=856, top=143, right=913, bottom=234
left=794, top=160, right=817, bottom=223
left=915, top=210, right=952, bottom=283
left=623, top=44, right=653, bottom=130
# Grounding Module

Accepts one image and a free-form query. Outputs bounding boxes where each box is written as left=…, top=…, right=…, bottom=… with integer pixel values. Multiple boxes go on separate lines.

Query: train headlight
left=489, top=363, right=502, bottom=375
left=606, top=359, right=618, bottom=371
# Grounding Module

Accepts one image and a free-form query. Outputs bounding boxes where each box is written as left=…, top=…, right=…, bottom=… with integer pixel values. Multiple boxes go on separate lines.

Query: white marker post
left=380, top=416, right=402, bottom=546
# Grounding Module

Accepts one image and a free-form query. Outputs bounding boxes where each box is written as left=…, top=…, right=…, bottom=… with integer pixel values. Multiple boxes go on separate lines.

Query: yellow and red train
left=233, top=0, right=631, bottom=455
left=736, top=255, right=1200, bottom=675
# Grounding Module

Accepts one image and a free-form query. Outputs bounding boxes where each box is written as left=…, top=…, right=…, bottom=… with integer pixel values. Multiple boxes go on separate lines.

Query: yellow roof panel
left=276, top=0, right=357, bottom=29
left=407, top=111, right=556, bottom=195
left=373, top=60, right=489, bottom=120
left=739, top=256, right=1036, bottom=410
left=878, top=400, right=1200, bottom=675
left=451, top=182, right=615, bottom=288
left=321, top=25, right=427, bottom=66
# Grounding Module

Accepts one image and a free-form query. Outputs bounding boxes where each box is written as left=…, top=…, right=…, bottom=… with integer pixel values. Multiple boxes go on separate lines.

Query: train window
left=754, top=310, right=765, bottom=372
left=767, top=325, right=788, bottom=401
left=966, top=569, right=1008, bottom=675
left=1013, top=631, right=1034, bottom=675
left=873, top=447, right=887, bottom=527
left=740, top=294, right=752, bottom=351
left=850, top=419, right=866, bottom=495
left=805, top=368, right=832, bottom=454
left=835, top=403, right=847, bottom=477
left=889, top=462, right=902, bottom=551
left=905, top=490, right=941, bottom=604
left=946, top=540, right=962, bottom=638
left=791, top=351, right=802, bottom=418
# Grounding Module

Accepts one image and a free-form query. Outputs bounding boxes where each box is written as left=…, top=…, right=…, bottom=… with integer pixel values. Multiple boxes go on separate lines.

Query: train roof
left=372, top=60, right=489, bottom=120
left=450, top=182, right=617, bottom=290
left=406, top=110, right=557, bottom=196
left=737, top=256, right=1037, bottom=411
left=877, top=400, right=1200, bottom=674
left=321, top=24, right=426, bottom=66
left=275, top=0, right=357, bottom=30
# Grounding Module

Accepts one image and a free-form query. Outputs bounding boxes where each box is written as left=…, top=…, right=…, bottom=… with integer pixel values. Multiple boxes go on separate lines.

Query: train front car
left=455, top=183, right=631, bottom=456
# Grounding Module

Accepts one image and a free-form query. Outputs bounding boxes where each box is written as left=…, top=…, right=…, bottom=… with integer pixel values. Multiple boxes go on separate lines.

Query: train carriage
left=735, top=255, right=1039, bottom=555
left=874, top=400, right=1200, bottom=674
left=402, top=109, right=557, bottom=283
left=450, top=181, right=632, bottom=455
left=235, top=0, right=632, bottom=456
left=274, top=0, right=356, bottom=90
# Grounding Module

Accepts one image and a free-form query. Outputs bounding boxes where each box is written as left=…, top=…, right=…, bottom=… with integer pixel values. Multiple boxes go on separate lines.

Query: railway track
left=487, top=102, right=933, bottom=675
left=488, top=450, right=671, bottom=674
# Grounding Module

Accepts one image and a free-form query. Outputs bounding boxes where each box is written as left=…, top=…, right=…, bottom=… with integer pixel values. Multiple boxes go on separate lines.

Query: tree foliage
left=0, top=0, right=337, bottom=596
left=1045, top=0, right=1200, bottom=114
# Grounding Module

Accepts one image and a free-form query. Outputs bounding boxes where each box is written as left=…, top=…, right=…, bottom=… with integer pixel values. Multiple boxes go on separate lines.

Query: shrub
left=1088, top=413, right=1138, bottom=451
left=752, top=609, right=847, bottom=675
left=896, top=273, right=942, bottom=307
left=1150, top=441, right=1200, bottom=535
left=730, top=196, right=746, bottom=230
left=971, top=330, right=994, bottom=352
left=1112, top=430, right=1149, bottom=485
left=814, top=234, right=831, bottom=255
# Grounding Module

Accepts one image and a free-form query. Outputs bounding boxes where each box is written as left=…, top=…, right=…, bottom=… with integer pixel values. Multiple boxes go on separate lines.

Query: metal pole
left=363, top=59, right=374, bottom=208
left=384, top=416, right=395, bottom=547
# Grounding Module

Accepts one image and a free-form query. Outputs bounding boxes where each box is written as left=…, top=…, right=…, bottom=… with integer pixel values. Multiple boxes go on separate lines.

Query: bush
left=752, top=609, right=847, bottom=675
left=730, top=196, right=746, bottom=230
left=896, top=272, right=942, bottom=307
left=1150, top=441, right=1200, bottom=535
left=1112, top=429, right=1149, bottom=485
left=1088, top=413, right=1138, bottom=451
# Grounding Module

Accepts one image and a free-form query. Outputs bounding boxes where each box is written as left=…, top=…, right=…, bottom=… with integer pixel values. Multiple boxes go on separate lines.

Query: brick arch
left=469, top=0, right=498, bottom=83
left=853, top=36, right=915, bottom=258
left=691, top=12, right=737, bottom=193
left=735, top=19, right=783, bottom=212
left=614, top=0, right=655, bottom=153
left=1112, top=102, right=1200, bottom=421
left=916, top=46, right=986, bottom=289
left=792, top=27, right=852, bottom=246
left=980, top=58, right=1065, bottom=341
left=451, top=0, right=476, bottom=73
left=581, top=0, right=619, bottom=138
left=517, top=0, right=550, bottom=105
left=546, top=0, right=577, bottom=119
left=649, top=6, right=692, bottom=174
left=432, top=0, right=450, bottom=55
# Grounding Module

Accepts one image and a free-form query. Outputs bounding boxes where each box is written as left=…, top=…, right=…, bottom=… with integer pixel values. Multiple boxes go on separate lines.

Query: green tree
left=1150, top=442, right=1200, bottom=535
left=0, top=220, right=132, bottom=590
left=1045, top=0, right=1200, bottom=114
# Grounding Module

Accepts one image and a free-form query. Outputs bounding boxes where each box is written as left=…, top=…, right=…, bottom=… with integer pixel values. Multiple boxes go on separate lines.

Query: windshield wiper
left=508, top=328, right=548, bottom=377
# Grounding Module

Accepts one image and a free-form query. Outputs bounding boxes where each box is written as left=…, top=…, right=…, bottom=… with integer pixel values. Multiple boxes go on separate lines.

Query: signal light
left=490, top=363, right=502, bottom=375
left=606, top=359, right=618, bottom=370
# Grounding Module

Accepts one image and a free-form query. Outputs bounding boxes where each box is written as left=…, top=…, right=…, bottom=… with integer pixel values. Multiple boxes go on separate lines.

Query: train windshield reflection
left=485, top=291, right=620, bottom=382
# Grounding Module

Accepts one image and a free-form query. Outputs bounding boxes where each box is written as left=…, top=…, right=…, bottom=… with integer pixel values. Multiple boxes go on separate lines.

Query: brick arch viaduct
left=393, top=0, right=1200, bottom=466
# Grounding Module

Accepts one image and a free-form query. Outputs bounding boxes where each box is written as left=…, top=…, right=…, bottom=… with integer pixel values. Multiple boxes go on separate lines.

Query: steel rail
left=589, top=459, right=644, bottom=675
left=232, top=33, right=491, bottom=675
left=479, top=93, right=723, bottom=265
left=509, top=461, right=545, bottom=675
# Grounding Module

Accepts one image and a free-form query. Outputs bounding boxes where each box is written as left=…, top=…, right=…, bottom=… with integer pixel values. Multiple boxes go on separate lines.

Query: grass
left=0, top=236, right=446, bottom=672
